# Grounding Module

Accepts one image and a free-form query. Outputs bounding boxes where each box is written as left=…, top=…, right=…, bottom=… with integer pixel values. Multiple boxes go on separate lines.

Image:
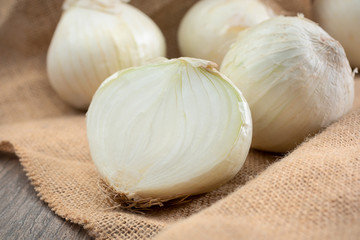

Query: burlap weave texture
left=0, top=0, right=359, bottom=239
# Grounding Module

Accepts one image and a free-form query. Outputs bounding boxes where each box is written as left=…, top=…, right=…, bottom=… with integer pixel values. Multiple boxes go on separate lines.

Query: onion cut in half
left=86, top=57, right=252, bottom=208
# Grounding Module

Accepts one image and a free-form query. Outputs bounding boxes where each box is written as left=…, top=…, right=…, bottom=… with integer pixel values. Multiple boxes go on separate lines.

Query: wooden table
left=0, top=153, right=92, bottom=240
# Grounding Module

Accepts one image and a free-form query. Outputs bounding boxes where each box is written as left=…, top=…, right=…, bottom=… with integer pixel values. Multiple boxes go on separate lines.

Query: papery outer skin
left=178, top=0, right=277, bottom=65
left=313, top=0, right=360, bottom=68
left=86, top=57, right=252, bottom=201
left=47, top=2, right=166, bottom=110
left=220, top=16, right=354, bottom=153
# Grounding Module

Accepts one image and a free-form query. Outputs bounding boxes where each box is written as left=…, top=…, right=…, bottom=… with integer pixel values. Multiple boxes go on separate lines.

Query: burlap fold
left=1, top=0, right=359, bottom=239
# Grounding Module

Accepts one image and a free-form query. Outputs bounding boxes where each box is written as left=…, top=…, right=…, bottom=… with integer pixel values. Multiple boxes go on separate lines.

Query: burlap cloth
left=1, top=0, right=359, bottom=239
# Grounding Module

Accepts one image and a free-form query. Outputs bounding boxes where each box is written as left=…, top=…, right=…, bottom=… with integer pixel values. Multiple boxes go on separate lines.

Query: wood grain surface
left=0, top=153, right=92, bottom=240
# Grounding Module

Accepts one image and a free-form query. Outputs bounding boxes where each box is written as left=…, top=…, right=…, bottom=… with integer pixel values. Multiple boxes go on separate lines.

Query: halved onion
left=86, top=57, right=252, bottom=208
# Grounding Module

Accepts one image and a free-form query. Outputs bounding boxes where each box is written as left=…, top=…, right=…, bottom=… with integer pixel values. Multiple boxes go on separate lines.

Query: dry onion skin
left=221, top=16, right=354, bottom=153
left=178, top=0, right=280, bottom=65
left=47, top=0, right=166, bottom=110
left=86, top=57, right=252, bottom=208
left=313, top=0, right=360, bottom=68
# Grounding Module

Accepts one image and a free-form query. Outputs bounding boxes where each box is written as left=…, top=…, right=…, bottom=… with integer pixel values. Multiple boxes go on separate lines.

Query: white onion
left=47, top=0, right=166, bottom=110
left=86, top=57, right=252, bottom=208
left=221, top=16, right=354, bottom=153
left=178, top=0, right=279, bottom=65
left=313, top=0, right=360, bottom=68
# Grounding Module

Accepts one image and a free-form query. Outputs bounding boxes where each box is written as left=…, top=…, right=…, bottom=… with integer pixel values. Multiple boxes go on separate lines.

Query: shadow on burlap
left=0, top=0, right=359, bottom=239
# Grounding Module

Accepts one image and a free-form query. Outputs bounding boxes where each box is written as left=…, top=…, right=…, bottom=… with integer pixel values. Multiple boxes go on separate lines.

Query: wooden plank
left=0, top=153, right=92, bottom=240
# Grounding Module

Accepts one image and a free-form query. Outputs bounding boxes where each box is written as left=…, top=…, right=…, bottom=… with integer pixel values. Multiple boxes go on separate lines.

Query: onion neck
left=63, top=0, right=130, bottom=13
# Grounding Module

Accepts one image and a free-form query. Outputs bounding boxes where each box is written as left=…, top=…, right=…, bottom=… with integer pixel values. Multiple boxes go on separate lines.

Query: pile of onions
left=47, top=0, right=356, bottom=208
